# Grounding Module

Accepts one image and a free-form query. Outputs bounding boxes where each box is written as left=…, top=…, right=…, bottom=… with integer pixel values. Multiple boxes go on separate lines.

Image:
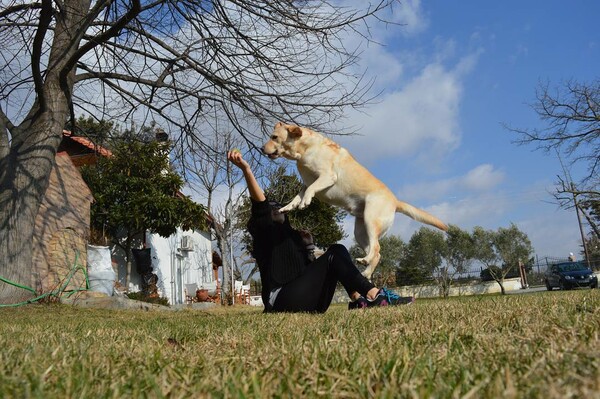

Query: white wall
left=146, top=228, right=214, bottom=305
left=396, top=277, right=524, bottom=298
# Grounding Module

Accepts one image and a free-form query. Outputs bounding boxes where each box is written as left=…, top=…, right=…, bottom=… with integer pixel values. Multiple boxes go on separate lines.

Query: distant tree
left=397, top=227, right=444, bottom=287
left=579, top=198, right=600, bottom=241
left=474, top=225, right=533, bottom=294
left=472, top=226, right=500, bottom=270
left=81, top=133, right=207, bottom=290
left=350, top=235, right=406, bottom=288
left=495, top=224, right=533, bottom=275
left=395, top=256, right=431, bottom=287
left=437, top=226, right=475, bottom=297
left=551, top=176, right=600, bottom=257
left=584, top=198, right=600, bottom=225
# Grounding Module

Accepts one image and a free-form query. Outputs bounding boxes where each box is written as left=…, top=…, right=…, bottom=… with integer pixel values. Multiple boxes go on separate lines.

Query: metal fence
left=446, top=255, right=600, bottom=285
left=531, top=256, right=600, bottom=273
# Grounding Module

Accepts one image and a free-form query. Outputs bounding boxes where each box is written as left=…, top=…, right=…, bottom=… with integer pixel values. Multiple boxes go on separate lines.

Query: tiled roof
left=62, top=130, right=112, bottom=157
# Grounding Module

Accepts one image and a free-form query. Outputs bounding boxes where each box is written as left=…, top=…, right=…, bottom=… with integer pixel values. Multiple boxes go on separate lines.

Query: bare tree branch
left=63, top=0, right=141, bottom=76
left=0, top=2, right=42, bottom=19
left=509, top=79, right=600, bottom=183
left=31, top=0, right=53, bottom=110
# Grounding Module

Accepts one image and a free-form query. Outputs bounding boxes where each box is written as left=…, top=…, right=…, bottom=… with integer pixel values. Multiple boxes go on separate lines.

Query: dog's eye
left=271, top=135, right=278, bottom=140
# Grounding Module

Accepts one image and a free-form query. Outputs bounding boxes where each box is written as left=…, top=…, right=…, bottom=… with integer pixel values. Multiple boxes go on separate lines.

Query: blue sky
left=324, top=0, right=599, bottom=259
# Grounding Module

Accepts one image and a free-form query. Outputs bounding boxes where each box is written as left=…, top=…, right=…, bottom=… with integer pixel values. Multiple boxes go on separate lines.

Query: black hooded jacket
left=247, top=199, right=311, bottom=311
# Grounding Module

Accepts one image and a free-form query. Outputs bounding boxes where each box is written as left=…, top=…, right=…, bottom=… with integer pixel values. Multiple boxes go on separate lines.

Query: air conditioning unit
left=180, top=235, right=193, bottom=251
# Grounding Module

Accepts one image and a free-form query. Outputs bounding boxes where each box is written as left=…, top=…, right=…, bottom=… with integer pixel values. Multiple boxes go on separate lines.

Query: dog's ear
left=288, top=126, right=302, bottom=138
left=275, top=121, right=284, bottom=129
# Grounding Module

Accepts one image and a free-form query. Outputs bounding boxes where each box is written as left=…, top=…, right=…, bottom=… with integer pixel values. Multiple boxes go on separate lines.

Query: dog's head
left=262, top=122, right=305, bottom=160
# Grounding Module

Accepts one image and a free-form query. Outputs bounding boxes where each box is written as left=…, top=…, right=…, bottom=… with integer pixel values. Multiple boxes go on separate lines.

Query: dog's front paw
left=298, top=200, right=311, bottom=209
left=299, top=195, right=314, bottom=209
left=280, top=195, right=302, bottom=213
left=279, top=203, right=296, bottom=213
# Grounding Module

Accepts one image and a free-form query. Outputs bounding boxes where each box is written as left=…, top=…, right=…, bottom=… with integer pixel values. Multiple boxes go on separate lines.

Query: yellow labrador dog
left=263, top=122, right=448, bottom=279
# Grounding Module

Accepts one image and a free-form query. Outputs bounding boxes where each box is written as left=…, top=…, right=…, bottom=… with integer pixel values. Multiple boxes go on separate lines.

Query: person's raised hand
left=227, top=149, right=249, bottom=171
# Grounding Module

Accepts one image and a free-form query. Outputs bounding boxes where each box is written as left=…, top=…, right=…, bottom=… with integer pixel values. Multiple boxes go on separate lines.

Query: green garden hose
left=0, top=251, right=89, bottom=307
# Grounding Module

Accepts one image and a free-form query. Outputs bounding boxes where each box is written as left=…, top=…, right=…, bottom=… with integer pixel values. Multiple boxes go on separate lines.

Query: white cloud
left=462, top=164, right=505, bottom=191
left=360, top=44, right=405, bottom=91
left=338, top=61, right=468, bottom=164
left=509, top=44, right=529, bottom=65
left=398, top=163, right=506, bottom=203
left=394, top=0, right=429, bottom=35
left=336, top=0, right=428, bottom=38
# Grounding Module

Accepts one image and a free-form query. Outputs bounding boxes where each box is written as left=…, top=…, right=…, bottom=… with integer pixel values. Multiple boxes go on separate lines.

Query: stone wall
left=32, top=154, right=93, bottom=294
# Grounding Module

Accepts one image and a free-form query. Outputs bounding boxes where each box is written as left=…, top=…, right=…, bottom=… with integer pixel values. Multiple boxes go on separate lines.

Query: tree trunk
left=125, top=234, right=133, bottom=292
left=218, top=235, right=234, bottom=306
left=212, top=218, right=232, bottom=305
left=0, top=117, right=65, bottom=303
left=0, top=172, right=39, bottom=303
left=496, top=279, right=506, bottom=295
left=0, top=0, right=90, bottom=303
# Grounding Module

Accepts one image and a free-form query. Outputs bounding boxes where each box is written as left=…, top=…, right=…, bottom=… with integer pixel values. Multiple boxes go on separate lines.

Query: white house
left=145, top=228, right=216, bottom=305
left=109, top=228, right=217, bottom=305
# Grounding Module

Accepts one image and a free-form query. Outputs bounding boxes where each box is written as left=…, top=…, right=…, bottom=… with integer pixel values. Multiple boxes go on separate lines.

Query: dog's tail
left=396, top=200, right=448, bottom=231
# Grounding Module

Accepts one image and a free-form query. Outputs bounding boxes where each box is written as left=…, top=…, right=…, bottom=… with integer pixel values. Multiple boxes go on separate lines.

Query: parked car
left=545, top=261, right=598, bottom=290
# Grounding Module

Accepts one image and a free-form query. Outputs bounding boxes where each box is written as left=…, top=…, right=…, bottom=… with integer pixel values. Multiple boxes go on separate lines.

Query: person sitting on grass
left=227, top=149, right=415, bottom=313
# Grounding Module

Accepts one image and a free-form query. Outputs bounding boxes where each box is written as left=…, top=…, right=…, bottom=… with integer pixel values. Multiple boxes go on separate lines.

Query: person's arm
left=299, top=230, right=317, bottom=262
left=227, top=150, right=266, bottom=202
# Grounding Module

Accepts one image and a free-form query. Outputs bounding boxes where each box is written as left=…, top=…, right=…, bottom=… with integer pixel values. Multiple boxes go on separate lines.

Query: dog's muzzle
left=262, top=148, right=279, bottom=159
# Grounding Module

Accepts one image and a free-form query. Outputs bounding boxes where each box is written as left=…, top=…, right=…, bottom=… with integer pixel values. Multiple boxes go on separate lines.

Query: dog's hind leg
left=353, top=217, right=370, bottom=262
left=356, top=200, right=396, bottom=279
left=354, top=218, right=382, bottom=280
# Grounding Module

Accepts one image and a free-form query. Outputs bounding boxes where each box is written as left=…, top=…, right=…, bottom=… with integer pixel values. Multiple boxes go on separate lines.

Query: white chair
left=234, top=280, right=243, bottom=292
left=241, top=284, right=251, bottom=304
left=233, top=280, right=251, bottom=304
left=233, top=280, right=242, bottom=304
left=184, top=283, right=198, bottom=303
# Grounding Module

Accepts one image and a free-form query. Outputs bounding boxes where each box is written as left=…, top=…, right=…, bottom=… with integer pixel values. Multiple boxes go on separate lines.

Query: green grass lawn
left=1, top=290, right=598, bottom=398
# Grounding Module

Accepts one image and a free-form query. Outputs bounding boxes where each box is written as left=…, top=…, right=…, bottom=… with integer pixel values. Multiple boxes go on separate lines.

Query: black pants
left=271, top=244, right=375, bottom=313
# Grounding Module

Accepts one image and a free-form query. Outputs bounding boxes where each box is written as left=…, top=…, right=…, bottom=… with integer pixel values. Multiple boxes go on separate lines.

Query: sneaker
left=348, top=296, right=368, bottom=310
left=367, top=288, right=415, bottom=307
